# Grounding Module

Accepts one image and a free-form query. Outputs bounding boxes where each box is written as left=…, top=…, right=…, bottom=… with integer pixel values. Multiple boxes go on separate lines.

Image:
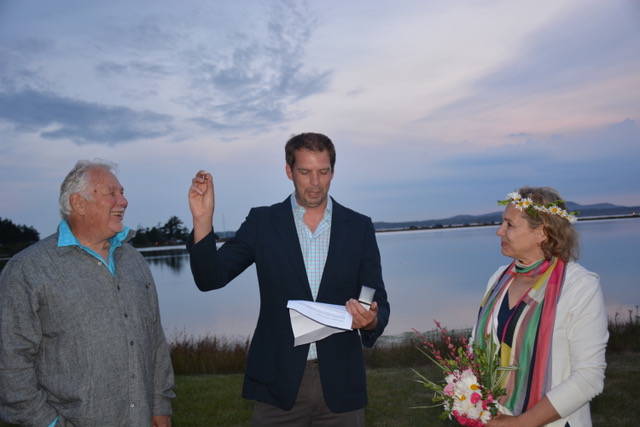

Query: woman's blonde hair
left=517, top=186, right=579, bottom=261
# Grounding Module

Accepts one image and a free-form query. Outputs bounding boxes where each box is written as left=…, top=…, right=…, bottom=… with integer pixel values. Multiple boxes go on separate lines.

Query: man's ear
left=69, top=193, right=87, bottom=216
left=285, top=163, right=293, bottom=181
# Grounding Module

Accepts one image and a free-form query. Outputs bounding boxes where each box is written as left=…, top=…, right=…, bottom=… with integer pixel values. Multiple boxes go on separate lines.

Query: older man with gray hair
left=0, top=160, right=175, bottom=427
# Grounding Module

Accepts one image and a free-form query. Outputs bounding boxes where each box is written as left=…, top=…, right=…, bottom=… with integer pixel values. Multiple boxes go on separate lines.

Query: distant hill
left=373, top=202, right=640, bottom=231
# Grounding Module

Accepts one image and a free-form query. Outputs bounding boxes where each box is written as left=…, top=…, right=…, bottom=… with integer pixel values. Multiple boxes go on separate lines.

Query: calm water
left=150, top=218, right=640, bottom=340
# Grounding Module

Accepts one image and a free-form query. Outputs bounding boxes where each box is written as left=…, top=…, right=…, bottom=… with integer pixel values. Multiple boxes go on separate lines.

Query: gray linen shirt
left=0, top=233, right=175, bottom=427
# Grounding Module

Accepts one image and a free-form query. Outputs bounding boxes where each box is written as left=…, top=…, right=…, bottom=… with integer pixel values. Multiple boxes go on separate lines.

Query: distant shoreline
left=374, top=212, right=640, bottom=234
left=1, top=214, right=638, bottom=261
left=136, top=214, right=640, bottom=254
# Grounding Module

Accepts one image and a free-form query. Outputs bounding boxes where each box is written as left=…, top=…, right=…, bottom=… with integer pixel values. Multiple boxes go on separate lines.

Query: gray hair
left=59, top=160, right=118, bottom=219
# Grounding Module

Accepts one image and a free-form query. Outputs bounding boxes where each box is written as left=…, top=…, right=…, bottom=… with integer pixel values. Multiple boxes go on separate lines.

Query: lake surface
left=150, top=218, right=640, bottom=340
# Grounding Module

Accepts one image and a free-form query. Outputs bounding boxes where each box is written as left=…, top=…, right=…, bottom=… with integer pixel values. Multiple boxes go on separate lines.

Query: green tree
left=161, top=216, right=188, bottom=241
left=130, top=216, right=190, bottom=247
left=0, top=217, right=40, bottom=256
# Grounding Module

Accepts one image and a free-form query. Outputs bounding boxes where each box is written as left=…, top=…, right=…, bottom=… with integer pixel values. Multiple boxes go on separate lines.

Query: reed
left=168, top=319, right=637, bottom=375
left=170, top=332, right=250, bottom=375
left=607, top=314, right=640, bottom=352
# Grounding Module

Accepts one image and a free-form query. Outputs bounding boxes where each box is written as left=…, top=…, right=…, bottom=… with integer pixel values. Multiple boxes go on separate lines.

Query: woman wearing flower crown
left=474, top=187, right=608, bottom=427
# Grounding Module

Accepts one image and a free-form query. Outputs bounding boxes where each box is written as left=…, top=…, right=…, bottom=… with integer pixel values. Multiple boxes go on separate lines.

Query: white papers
left=287, top=300, right=353, bottom=347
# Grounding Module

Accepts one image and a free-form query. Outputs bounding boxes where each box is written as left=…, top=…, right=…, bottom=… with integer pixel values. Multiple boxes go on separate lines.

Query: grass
left=170, top=353, right=640, bottom=426
left=590, top=352, right=640, bottom=427
left=171, top=374, right=253, bottom=426
left=1, top=323, right=638, bottom=426
left=2, top=354, right=638, bottom=426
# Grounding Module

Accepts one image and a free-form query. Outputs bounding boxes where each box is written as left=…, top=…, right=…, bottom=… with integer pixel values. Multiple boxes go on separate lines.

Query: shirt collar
left=57, top=219, right=131, bottom=249
left=290, top=193, right=333, bottom=219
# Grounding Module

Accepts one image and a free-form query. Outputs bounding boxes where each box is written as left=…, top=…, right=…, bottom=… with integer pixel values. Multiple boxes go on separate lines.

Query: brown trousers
left=250, top=361, right=365, bottom=427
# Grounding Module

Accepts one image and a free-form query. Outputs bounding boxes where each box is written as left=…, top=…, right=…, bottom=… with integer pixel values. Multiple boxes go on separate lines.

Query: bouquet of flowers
left=412, top=321, right=516, bottom=426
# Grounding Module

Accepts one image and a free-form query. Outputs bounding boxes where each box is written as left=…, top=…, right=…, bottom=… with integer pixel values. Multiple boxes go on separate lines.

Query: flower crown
left=498, top=192, right=578, bottom=223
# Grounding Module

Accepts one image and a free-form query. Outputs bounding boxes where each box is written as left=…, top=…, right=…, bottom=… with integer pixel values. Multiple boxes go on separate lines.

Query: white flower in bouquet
left=412, top=322, right=517, bottom=426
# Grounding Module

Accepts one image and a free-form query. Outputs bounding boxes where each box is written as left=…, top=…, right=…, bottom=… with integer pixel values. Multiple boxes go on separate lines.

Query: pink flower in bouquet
left=412, top=321, right=516, bottom=426
left=443, top=381, right=455, bottom=396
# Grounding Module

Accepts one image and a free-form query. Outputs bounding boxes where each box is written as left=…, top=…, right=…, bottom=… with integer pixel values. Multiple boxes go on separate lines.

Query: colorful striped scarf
left=474, top=257, right=566, bottom=415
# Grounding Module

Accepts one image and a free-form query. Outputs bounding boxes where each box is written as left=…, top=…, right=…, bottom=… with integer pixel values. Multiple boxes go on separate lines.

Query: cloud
left=478, top=1, right=640, bottom=94
left=0, top=38, right=54, bottom=92
left=418, top=1, right=640, bottom=125
left=342, top=118, right=640, bottom=221
left=433, top=118, right=640, bottom=196
left=96, top=60, right=170, bottom=78
left=0, top=89, right=173, bottom=145
left=1, top=1, right=331, bottom=144
left=95, top=61, right=128, bottom=75
left=508, top=132, right=532, bottom=138
left=183, top=0, right=331, bottom=132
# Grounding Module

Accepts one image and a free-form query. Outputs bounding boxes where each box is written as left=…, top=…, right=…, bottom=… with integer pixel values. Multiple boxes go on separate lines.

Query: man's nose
left=118, top=194, right=128, bottom=208
left=310, top=172, right=319, bottom=186
left=496, top=223, right=504, bottom=236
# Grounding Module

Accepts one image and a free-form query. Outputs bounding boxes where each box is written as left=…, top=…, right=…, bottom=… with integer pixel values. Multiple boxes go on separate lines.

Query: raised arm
left=188, top=170, right=214, bottom=243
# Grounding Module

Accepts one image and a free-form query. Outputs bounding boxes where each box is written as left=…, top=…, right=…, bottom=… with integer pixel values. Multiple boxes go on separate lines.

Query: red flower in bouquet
left=412, top=321, right=516, bottom=426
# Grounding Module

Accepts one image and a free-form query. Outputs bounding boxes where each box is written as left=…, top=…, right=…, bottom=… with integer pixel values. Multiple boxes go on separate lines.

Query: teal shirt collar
left=57, top=220, right=130, bottom=275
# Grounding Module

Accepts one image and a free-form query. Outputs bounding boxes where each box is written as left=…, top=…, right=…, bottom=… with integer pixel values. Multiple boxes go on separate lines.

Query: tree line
left=0, top=218, right=40, bottom=257
left=130, top=216, right=191, bottom=247
left=1, top=216, right=202, bottom=257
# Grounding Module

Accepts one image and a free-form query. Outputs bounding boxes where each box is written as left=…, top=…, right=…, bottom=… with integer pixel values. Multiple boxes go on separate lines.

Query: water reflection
left=2, top=219, right=638, bottom=340
left=144, top=253, right=188, bottom=273
left=149, top=218, right=640, bottom=339
left=0, top=250, right=189, bottom=274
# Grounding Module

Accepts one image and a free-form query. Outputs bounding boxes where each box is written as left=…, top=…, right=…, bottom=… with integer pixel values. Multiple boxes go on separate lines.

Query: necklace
left=514, top=258, right=545, bottom=274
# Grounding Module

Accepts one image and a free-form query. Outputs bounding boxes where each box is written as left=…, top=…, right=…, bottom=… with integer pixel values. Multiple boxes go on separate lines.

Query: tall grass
left=169, top=320, right=637, bottom=375
left=607, top=317, right=640, bottom=352
left=170, top=333, right=250, bottom=375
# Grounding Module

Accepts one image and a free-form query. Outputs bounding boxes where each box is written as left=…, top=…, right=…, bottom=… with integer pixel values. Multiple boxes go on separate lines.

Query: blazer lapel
left=317, top=198, right=348, bottom=302
left=273, top=197, right=313, bottom=300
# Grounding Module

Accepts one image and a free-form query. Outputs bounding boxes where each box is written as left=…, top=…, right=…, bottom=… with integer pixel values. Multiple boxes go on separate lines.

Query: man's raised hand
left=189, top=170, right=214, bottom=243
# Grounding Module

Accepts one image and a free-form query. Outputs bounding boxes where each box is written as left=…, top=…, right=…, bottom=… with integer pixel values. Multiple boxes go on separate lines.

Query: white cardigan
left=479, top=262, right=609, bottom=427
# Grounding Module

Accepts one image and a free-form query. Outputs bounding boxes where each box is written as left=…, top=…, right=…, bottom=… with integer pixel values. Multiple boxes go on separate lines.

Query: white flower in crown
left=547, top=206, right=563, bottom=215
left=513, top=197, right=533, bottom=210
left=520, top=198, right=533, bottom=208
left=564, top=212, right=578, bottom=224
left=500, top=192, right=578, bottom=222
left=506, top=192, right=522, bottom=201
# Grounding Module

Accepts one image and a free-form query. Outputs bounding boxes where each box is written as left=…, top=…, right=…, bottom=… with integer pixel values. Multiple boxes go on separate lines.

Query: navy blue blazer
left=188, top=197, right=390, bottom=412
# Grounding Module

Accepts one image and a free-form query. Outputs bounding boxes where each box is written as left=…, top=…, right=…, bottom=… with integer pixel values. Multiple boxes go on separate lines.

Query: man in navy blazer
left=187, top=132, right=390, bottom=426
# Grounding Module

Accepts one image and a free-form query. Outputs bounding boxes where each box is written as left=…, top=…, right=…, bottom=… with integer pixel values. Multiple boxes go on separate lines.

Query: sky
left=1, top=0, right=639, bottom=236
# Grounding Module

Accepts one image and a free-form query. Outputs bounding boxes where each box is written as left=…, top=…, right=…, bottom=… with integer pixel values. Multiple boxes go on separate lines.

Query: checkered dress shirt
left=291, top=194, right=332, bottom=360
